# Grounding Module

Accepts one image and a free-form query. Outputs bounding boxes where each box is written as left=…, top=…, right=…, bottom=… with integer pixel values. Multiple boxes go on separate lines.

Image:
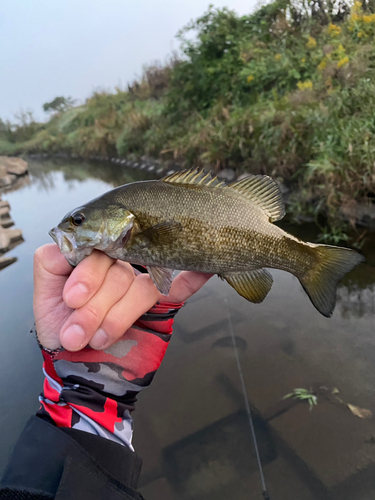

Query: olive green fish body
left=100, top=181, right=293, bottom=272
left=50, top=168, right=364, bottom=317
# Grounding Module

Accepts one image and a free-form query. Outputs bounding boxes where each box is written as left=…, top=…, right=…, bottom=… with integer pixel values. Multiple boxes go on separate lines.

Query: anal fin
left=147, top=266, right=175, bottom=296
left=221, top=269, right=273, bottom=303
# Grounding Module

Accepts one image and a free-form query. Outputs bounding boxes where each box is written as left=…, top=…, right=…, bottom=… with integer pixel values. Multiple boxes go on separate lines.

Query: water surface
left=1, top=159, right=374, bottom=500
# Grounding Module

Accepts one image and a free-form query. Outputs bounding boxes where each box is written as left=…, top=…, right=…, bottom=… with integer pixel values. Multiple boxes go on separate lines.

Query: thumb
left=33, top=243, right=73, bottom=303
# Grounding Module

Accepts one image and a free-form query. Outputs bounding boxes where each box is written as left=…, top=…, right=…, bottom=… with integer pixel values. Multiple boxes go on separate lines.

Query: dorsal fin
left=228, top=175, right=285, bottom=222
left=162, top=168, right=227, bottom=188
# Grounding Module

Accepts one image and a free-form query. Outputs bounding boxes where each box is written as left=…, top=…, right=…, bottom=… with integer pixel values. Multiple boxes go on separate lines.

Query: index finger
left=63, top=250, right=115, bottom=310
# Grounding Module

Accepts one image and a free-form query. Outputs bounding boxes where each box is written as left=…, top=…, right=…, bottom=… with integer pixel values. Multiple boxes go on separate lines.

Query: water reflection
left=1, top=159, right=375, bottom=500
left=336, top=243, right=375, bottom=318
left=28, top=158, right=155, bottom=192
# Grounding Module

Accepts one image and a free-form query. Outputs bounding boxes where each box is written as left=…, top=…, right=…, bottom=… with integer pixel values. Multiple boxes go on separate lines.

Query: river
left=0, top=159, right=375, bottom=499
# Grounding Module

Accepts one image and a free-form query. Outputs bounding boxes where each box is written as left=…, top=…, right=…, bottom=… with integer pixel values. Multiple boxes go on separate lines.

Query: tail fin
left=299, top=245, right=365, bottom=317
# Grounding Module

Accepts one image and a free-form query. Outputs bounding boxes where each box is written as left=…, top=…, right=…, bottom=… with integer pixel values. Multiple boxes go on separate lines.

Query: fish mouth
left=49, top=227, right=75, bottom=254
left=49, top=226, right=94, bottom=267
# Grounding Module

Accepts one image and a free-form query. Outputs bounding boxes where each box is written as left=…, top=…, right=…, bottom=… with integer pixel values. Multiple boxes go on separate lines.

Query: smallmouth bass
left=50, top=168, right=364, bottom=317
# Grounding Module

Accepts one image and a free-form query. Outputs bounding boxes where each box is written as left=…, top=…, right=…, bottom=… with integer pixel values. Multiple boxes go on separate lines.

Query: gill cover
left=98, top=208, right=135, bottom=250
left=50, top=205, right=135, bottom=267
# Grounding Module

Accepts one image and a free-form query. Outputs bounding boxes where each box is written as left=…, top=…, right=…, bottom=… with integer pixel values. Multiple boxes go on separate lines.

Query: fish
left=49, top=168, right=365, bottom=317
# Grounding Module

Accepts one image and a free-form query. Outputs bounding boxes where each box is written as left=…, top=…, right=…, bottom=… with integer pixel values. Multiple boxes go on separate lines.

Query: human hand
left=33, top=243, right=212, bottom=352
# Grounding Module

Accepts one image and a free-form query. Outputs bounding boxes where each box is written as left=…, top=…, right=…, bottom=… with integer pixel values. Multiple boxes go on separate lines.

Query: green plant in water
left=283, top=386, right=373, bottom=418
left=283, top=388, right=318, bottom=411
left=317, top=225, right=350, bottom=245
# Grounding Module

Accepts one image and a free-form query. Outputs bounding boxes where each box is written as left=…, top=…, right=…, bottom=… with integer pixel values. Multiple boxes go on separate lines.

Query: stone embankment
left=0, top=157, right=27, bottom=271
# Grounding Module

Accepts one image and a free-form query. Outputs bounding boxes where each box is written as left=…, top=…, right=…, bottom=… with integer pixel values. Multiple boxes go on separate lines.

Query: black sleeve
left=0, top=416, right=144, bottom=500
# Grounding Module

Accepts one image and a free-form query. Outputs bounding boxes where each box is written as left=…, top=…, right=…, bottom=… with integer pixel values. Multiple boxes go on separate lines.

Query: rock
left=0, top=227, right=23, bottom=253
left=217, top=168, right=236, bottom=182
left=0, top=202, right=13, bottom=228
left=0, top=156, right=28, bottom=176
left=0, top=157, right=29, bottom=191
left=0, top=205, right=10, bottom=219
left=0, top=256, right=17, bottom=271
left=0, top=174, right=17, bottom=188
left=0, top=200, right=10, bottom=210
left=341, top=202, right=375, bottom=230
left=0, top=217, right=14, bottom=228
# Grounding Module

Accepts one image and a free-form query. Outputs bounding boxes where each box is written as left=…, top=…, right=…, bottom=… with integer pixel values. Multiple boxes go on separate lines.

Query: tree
left=42, top=96, right=76, bottom=114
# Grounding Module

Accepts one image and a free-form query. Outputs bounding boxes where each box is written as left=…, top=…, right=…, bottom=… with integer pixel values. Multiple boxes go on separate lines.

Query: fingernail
left=65, top=282, right=89, bottom=306
left=61, top=325, right=86, bottom=350
left=90, top=328, right=108, bottom=350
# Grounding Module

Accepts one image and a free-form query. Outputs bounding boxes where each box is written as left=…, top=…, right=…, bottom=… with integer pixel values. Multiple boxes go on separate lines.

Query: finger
left=63, top=250, right=115, bottom=309
left=90, top=273, right=160, bottom=350
left=167, top=271, right=212, bottom=303
left=34, top=243, right=73, bottom=301
left=60, top=261, right=135, bottom=351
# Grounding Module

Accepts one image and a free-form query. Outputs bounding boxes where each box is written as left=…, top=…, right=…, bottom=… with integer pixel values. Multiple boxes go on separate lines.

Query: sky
left=0, top=0, right=258, bottom=122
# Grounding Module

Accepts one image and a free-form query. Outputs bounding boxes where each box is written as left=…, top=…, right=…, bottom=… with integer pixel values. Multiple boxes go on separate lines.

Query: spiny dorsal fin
left=220, top=268, right=273, bottom=303
left=228, top=175, right=285, bottom=222
left=162, top=168, right=227, bottom=189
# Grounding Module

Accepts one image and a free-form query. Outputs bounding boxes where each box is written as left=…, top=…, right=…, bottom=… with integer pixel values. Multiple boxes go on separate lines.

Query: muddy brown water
left=0, top=159, right=374, bottom=499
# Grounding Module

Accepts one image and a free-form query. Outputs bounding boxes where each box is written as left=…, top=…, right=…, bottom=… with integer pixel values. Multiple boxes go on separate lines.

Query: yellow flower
left=306, top=36, right=317, bottom=49
left=362, top=14, right=372, bottom=23
left=274, top=53, right=282, bottom=61
left=350, top=1, right=363, bottom=23
left=247, top=75, right=254, bottom=83
left=337, top=56, right=349, bottom=68
left=338, top=44, right=345, bottom=52
left=328, top=23, right=341, bottom=37
left=357, top=31, right=364, bottom=37
left=318, top=59, right=327, bottom=71
left=297, top=80, right=313, bottom=91
left=301, top=58, right=306, bottom=63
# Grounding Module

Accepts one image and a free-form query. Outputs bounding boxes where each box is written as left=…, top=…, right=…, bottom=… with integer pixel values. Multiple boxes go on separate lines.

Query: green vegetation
left=1, top=0, right=375, bottom=240
left=42, top=96, right=76, bottom=114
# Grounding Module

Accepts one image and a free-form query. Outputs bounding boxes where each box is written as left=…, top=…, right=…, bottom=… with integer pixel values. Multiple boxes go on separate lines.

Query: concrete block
left=270, top=403, right=375, bottom=489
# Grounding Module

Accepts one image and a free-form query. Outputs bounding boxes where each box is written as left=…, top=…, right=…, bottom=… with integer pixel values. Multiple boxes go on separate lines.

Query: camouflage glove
left=36, top=299, right=182, bottom=449
left=33, top=244, right=211, bottom=449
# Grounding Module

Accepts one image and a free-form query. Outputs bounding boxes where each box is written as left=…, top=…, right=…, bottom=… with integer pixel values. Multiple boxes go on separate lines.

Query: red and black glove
left=36, top=300, right=183, bottom=450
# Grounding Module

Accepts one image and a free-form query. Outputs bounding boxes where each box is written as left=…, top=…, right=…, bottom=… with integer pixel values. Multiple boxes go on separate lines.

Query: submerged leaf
left=347, top=404, right=372, bottom=419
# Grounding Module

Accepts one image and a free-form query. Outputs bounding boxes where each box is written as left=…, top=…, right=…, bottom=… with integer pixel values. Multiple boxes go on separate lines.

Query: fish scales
left=104, top=180, right=307, bottom=274
left=49, top=168, right=364, bottom=317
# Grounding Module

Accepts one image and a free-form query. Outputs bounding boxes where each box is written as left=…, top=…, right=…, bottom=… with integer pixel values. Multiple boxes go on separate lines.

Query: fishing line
left=225, top=301, right=271, bottom=500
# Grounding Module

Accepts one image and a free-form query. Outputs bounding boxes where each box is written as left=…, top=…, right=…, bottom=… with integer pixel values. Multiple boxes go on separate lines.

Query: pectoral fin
left=221, top=269, right=273, bottom=303
left=136, top=221, right=183, bottom=247
left=147, top=266, right=175, bottom=295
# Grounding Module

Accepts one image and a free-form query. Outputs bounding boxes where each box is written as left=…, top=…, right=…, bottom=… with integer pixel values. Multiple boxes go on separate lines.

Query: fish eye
left=71, top=213, right=85, bottom=226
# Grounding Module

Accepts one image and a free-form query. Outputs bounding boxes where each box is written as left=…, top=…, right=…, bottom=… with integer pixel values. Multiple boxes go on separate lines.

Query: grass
left=1, top=0, right=375, bottom=242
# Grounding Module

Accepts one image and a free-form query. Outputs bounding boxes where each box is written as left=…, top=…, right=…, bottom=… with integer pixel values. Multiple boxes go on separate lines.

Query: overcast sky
left=1, top=0, right=258, bottom=122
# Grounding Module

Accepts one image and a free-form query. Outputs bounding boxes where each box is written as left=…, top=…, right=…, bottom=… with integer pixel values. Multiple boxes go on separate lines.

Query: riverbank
left=25, top=152, right=375, bottom=235
left=2, top=2, right=375, bottom=240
